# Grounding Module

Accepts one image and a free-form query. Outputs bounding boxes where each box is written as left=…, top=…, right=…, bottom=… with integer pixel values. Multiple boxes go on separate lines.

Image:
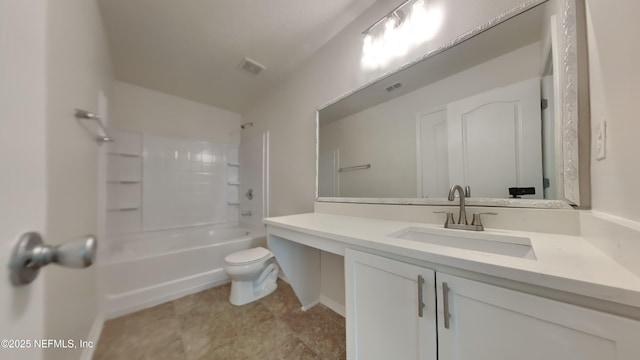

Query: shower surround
left=101, top=128, right=269, bottom=318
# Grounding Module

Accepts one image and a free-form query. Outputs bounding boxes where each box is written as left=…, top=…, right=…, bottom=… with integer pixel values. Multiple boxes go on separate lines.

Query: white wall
left=586, top=1, right=640, bottom=223
left=0, top=1, right=47, bottom=359
left=320, top=42, right=542, bottom=198
left=44, top=0, right=114, bottom=359
left=112, top=81, right=241, bottom=144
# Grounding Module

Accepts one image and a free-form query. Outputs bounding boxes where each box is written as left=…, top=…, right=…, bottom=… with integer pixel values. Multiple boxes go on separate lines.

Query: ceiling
left=98, top=0, right=379, bottom=113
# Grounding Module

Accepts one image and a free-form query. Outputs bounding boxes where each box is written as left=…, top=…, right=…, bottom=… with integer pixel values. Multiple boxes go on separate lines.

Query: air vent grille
left=386, top=82, right=402, bottom=92
left=238, top=57, right=266, bottom=76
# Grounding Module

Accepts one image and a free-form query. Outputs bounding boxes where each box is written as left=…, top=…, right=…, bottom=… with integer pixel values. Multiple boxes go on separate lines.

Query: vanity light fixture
left=361, top=0, right=443, bottom=69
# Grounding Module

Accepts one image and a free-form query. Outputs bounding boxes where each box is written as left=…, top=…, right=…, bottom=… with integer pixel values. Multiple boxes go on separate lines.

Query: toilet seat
left=224, top=246, right=272, bottom=266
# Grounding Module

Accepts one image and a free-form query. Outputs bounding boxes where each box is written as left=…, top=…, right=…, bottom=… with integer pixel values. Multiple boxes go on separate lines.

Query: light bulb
left=361, top=33, right=379, bottom=69
left=362, top=34, right=374, bottom=58
left=412, top=0, right=425, bottom=12
left=385, top=17, right=397, bottom=31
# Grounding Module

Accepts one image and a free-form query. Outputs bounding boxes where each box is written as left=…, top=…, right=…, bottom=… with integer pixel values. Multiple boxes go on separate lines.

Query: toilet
left=223, top=247, right=279, bottom=306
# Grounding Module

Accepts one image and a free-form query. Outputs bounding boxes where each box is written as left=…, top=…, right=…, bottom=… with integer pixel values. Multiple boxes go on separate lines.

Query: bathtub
left=100, top=224, right=266, bottom=318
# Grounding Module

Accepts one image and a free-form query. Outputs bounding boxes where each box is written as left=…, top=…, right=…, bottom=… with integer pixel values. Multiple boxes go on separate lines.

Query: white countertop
left=264, top=212, right=640, bottom=309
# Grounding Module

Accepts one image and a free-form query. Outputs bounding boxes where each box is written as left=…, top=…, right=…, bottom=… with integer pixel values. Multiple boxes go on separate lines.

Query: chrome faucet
left=434, top=184, right=497, bottom=231
left=448, top=185, right=468, bottom=225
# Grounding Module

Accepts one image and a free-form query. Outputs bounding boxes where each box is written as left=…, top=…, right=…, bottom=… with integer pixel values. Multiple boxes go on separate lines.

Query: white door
left=541, top=74, right=558, bottom=199
left=447, top=78, right=543, bottom=198
left=0, top=1, right=47, bottom=358
left=345, top=249, right=437, bottom=360
left=318, top=149, right=340, bottom=197
left=437, top=273, right=640, bottom=360
left=416, top=108, right=450, bottom=198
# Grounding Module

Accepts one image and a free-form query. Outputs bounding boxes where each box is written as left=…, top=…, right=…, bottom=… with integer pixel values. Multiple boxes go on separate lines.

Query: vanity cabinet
left=437, top=273, right=640, bottom=360
left=345, top=249, right=437, bottom=360
left=346, top=249, right=640, bottom=360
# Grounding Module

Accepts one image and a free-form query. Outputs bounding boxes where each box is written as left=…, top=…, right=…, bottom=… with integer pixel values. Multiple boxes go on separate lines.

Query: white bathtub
left=100, top=224, right=266, bottom=318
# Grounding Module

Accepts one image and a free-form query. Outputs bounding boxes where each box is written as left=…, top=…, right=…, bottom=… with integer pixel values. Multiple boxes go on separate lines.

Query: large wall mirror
left=316, top=0, right=589, bottom=208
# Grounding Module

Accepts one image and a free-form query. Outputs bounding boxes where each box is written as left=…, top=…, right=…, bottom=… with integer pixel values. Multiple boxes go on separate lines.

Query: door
left=3, top=2, right=104, bottom=360
left=447, top=78, right=543, bottom=198
left=541, top=74, right=559, bottom=199
left=318, top=149, right=340, bottom=197
left=1, top=0, right=47, bottom=358
left=345, top=249, right=436, bottom=360
left=437, top=273, right=640, bottom=360
left=416, top=108, right=450, bottom=197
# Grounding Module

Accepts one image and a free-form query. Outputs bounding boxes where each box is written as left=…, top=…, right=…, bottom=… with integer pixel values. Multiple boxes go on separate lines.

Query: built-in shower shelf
left=227, top=181, right=240, bottom=186
left=105, top=129, right=143, bottom=235
left=227, top=162, right=240, bottom=167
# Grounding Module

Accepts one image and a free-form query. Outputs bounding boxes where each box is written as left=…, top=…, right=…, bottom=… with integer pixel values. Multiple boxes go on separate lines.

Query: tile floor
left=94, top=280, right=346, bottom=360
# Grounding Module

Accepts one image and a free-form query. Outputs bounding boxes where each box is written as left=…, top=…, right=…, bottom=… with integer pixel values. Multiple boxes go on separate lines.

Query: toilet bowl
left=223, top=247, right=278, bottom=306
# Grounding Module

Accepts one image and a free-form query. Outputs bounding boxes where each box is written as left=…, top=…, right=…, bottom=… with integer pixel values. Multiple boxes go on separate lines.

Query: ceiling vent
left=385, top=82, right=402, bottom=92
left=238, top=57, right=266, bottom=76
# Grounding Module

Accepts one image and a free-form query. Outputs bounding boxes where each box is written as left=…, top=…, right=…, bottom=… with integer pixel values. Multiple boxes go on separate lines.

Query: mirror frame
left=315, top=0, right=590, bottom=209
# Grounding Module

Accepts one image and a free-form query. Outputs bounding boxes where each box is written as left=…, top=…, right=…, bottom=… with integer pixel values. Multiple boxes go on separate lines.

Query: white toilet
left=223, top=247, right=279, bottom=306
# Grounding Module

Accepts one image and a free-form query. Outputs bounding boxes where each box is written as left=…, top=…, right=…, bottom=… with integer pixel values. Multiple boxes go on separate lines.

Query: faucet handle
left=433, top=211, right=455, bottom=226
left=471, top=212, right=497, bottom=226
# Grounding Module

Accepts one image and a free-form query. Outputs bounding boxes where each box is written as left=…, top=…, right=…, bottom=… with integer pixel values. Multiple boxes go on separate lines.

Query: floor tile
left=95, top=280, right=345, bottom=360
left=277, top=336, right=321, bottom=360
left=259, top=280, right=301, bottom=317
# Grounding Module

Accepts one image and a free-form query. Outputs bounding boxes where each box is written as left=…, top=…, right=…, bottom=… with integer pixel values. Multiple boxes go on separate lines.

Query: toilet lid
left=224, top=247, right=272, bottom=265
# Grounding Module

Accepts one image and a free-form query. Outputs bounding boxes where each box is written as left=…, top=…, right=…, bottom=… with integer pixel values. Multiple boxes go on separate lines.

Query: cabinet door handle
left=443, top=282, right=451, bottom=329
left=417, top=275, right=425, bottom=317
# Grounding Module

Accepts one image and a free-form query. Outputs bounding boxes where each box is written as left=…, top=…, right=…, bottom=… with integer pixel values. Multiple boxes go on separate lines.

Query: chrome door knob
left=9, top=232, right=97, bottom=286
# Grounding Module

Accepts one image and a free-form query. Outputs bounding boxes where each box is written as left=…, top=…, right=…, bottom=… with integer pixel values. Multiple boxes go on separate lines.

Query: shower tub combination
left=100, top=224, right=266, bottom=318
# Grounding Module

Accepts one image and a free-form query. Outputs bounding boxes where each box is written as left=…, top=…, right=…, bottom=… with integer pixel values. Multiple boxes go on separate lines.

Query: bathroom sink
left=388, top=227, right=536, bottom=260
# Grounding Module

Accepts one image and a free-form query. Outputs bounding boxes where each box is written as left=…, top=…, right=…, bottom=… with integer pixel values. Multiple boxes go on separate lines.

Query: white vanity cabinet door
left=345, top=249, right=437, bottom=360
left=437, top=273, right=640, bottom=360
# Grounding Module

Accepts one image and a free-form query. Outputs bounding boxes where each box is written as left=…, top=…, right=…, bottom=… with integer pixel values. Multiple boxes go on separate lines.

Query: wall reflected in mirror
left=318, top=0, right=565, bottom=201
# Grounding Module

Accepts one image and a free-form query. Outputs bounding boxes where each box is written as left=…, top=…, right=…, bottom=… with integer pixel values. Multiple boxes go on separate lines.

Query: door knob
left=9, top=232, right=97, bottom=286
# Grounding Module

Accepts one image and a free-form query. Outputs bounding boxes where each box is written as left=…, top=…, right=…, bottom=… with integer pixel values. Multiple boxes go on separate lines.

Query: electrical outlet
left=596, top=119, right=607, bottom=160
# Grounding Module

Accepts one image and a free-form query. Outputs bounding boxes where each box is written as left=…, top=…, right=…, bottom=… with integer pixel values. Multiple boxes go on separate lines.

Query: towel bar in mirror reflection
left=339, top=164, right=371, bottom=172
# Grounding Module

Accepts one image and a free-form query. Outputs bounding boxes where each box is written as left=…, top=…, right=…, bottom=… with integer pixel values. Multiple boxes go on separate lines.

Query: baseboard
left=277, top=272, right=289, bottom=284
left=320, top=295, right=346, bottom=318
left=80, top=313, right=104, bottom=360
left=103, top=268, right=229, bottom=319
left=298, top=295, right=346, bottom=317
left=300, top=299, right=320, bottom=312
